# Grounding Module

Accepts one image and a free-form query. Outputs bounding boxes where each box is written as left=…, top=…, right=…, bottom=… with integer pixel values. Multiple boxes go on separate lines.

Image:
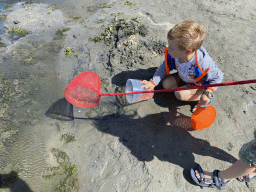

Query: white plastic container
left=125, top=79, right=154, bottom=104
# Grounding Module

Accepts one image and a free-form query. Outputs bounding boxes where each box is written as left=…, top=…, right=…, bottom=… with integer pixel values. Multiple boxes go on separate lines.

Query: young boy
left=141, top=20, right=224, bottom=111
left=190, top=139, right=256, bottom=190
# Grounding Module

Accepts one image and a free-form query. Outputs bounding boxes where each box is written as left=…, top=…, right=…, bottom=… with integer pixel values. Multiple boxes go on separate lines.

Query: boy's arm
left=149, top=61, right=167, bottom=86
left=141, top=61, right=167, bottom=90
left=206, top=69, right=224, bottom=92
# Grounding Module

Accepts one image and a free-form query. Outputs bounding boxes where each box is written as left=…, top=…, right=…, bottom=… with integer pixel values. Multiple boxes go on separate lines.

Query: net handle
left=100, top=79, right=256, bottom=96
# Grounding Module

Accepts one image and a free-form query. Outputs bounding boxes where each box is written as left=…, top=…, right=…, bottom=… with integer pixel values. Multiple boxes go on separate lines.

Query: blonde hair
left=167, top=20, right=207, bottom=52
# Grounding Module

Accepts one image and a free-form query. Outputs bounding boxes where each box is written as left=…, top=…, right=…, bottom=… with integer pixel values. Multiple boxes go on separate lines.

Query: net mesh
left=64, top=71, right=102, bottom=108
left=66, top=86, right=100, bottom=103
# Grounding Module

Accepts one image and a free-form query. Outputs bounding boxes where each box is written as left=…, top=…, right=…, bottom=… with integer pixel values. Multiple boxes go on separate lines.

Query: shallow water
left=1, top=0, right=111, bottom=20
left=0, top=0, right=112, bottom=191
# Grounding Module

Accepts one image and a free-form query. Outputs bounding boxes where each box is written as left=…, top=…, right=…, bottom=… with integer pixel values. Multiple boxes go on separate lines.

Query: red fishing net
left=64, top=71, right=102, bottom=108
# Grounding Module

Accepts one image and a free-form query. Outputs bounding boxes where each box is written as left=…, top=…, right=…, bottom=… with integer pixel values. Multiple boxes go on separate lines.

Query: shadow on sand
left=45, top=69, right=237, bottom=185
left=0, top=171, right=33, bottom=192
left=92, top=89, right=237, bottom=184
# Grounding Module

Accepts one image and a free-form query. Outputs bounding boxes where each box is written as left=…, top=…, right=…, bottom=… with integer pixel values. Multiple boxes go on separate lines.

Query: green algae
left=60, top=133, right=76, bottom=143
left=65, top=46, right=74, bottom=58
left=124, top=1, right=135, bottom=8
left=8, top=27, right=27, bottom=36
left=132, top=16, right=142, bottom=23
left=90, top=17, right=138, bottom=45
left=100, top=4, right=114, bottom=8
left=0, top=14, right=7, bottom=20
left=58, top=28, right=70, bottom=35
left=72, top=16, right=81, bottom=20
left=46, top=5, right=57, bottom=11
left=56, top=122, right=63, bottom=133
left=100, top=78, right=109, bottom=92
left=43, top=148, right=78, bottom=192
left=0, top=37, right=6, bottom=48
left=85, top=108, right=105, bottom=118
left=24, top=1, right=38, bottom=4
left=3, top=5, right=13, bottom=10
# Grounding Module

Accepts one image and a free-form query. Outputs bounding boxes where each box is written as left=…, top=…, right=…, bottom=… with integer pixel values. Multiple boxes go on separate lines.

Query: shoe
left=237, top=174, right=256, bottom=182
left=190, top=164, right=230, bottom=190
left=213, top=170, right=230, bottom=190
left=191, top=100, right=212, bottom=113
left=190, top=164, right=215, bottom=187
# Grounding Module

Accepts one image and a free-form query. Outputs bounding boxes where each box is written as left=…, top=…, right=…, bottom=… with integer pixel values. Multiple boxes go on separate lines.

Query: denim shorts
left=239, top=139, right=256, bottom=167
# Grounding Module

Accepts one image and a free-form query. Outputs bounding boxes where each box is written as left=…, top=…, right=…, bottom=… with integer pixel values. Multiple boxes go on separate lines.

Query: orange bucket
left=190, top=104, right=216, bottom=130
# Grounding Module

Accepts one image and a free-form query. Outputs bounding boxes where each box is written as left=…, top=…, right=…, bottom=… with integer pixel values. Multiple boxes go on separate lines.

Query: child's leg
left=174, top=85, right=205, bottom=101
left=163, top=75, right=204, bottom=101
left=218, top=160, right=256, bottom=182
left=194, top=160, right=256, bottom=183
left=162, top=76, right=179, bottom=89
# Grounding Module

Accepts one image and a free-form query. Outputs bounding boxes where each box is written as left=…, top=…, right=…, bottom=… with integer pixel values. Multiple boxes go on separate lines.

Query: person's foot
left=194, top=170, right=213, bottom=184
left=237, top=172, right=256, bottom=182
left=191, top=100, right=212, bottom=113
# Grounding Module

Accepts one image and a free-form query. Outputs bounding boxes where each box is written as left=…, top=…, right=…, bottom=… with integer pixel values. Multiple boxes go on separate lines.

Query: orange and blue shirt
left=150, top=46, right=224, bottom=92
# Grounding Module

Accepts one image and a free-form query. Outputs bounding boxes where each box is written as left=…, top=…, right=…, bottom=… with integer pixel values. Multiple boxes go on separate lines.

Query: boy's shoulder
left=196, top=46, right=216, bottom=69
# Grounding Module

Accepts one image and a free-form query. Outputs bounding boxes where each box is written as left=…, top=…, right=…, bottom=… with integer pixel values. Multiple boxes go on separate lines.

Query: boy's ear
left=186, top=49, right=194, bottom=55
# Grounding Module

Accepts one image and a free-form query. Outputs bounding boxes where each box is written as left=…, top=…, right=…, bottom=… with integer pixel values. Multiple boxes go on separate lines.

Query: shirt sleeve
left=150, top=61, right=167, bottom=86
left=205, top=63, right=224, bottom=92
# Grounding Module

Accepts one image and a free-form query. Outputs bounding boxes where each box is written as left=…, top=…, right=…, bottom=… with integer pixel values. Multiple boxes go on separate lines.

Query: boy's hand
left=199, top=93, right=211, bottom=105
left=141, top=80, right=156, bottom=90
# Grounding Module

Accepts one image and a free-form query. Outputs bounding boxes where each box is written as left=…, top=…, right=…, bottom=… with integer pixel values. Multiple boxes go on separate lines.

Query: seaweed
left=24, top=1, right=38, bottom=4
left=85, top=108, right=105, bottom=118
left=100, top=4, right=114, bottom=8
left=0, top=14, right=7, bottom=20
left=46, top=5, right=57, bottom=11
left=43, top=148, right=78, bottom=191
left=65, top=46, right=74, bottom=58
left=60, top=133, right=76, bottom=143
left=8, top=27, right=27, bottom=36
left=0, top=37, right=6, bottom=47
left=3, top=5, right=14, bottom=10
left=58, top=28, right=70, bottom=35
left=72, top=16, right=81, bottom=20
left=124, top=1, right=135, bottom=8
left=131, top=17, right=142, bottom=23
left=90, top=18, right=138, bottom=45
left=56, top=122, right=63, bottom=133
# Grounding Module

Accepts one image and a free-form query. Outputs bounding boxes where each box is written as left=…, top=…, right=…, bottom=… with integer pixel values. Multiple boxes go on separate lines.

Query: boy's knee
left=174, top=91, right=187, bottom=101
left=162, top=78, right=169, bottom=89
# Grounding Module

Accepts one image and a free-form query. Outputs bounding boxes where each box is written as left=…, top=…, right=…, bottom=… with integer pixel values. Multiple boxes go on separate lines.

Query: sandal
left=237, top=174, right=256, bottom=182
left=190, top=164, right=230, bottom=190
left=213, top=170, right=230, bottom=190
left=190, top=164, right=215, bottom=187
left=191, top=100, right=212, bottom=113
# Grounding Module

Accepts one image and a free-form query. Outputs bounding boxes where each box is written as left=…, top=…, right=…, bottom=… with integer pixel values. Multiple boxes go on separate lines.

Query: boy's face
left=167, top=39, right=188, bottom=59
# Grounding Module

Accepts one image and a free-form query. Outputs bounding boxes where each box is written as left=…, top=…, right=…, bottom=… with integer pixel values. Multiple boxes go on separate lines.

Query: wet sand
left=0, top=0, right=256, bottom=191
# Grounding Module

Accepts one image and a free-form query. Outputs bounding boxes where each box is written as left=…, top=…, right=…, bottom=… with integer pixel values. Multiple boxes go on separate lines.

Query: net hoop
left=64, top=71, right=102, bottom=108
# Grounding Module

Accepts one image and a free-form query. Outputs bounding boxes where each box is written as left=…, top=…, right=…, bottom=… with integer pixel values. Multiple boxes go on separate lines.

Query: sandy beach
left=0, top=0, right=256, bottom=191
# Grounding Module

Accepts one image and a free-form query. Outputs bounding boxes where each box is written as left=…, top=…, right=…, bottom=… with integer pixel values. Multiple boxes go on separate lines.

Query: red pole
left=100, top=79, right=256, bottom=96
